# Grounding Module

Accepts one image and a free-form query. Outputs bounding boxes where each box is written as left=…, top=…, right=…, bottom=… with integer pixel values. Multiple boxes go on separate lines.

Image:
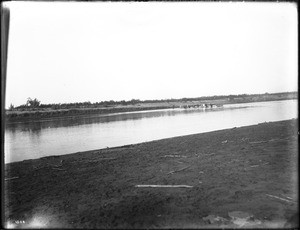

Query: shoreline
left=5, top=97, right=297, bottom=124
left=4, top=119, right=298, bottom=228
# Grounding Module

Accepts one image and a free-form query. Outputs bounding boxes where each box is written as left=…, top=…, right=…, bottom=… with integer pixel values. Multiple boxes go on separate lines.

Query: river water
left=4, top=99, right=297, bottom=163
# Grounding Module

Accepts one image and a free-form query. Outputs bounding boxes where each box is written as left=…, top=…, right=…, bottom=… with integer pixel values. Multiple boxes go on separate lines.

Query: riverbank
left=4, top=119, right=298, bottom=228
left=5, top=105, right=173, bottom=123
left=5, top=93, right=297, bottom=123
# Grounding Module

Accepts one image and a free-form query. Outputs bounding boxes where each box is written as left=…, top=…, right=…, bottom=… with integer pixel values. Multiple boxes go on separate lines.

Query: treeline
left=12, top=99, right=143, bottom=110
left=9, top=91, right=297, bottom=111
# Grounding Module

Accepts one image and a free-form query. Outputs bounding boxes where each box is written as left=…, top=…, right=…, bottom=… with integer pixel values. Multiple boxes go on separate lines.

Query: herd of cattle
left=180, top=103, right=223, bottom=109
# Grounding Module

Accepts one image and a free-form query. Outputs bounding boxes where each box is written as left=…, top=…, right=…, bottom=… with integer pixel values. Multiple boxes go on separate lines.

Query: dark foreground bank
left=4, top=119, right=299, bottom=228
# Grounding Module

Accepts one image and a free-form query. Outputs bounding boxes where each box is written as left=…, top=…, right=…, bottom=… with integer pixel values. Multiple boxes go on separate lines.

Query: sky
left=4, top=2, right=298, bottom=107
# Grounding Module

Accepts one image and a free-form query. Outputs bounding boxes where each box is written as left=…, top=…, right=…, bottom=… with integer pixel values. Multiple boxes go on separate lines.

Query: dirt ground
left=4, top=119, right=298, bottom=228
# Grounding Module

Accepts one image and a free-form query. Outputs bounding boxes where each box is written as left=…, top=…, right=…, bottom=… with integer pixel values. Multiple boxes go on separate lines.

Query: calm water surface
left=5, top=100, right=297, bottom=163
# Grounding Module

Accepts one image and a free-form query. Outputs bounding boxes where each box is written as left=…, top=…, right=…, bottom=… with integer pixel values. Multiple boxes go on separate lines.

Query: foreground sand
left=4, top=119, right=298, bottom=228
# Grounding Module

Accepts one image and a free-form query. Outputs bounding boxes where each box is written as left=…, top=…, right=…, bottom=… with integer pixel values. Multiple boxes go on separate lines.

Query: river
left=4, top=99, right=297, bottom=163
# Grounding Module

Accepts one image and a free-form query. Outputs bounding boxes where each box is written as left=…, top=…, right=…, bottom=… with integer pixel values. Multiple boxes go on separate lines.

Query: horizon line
left=9, top=90, right=298, bottom=108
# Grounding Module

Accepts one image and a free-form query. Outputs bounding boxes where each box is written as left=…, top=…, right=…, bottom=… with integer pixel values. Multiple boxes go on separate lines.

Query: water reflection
left=5, top=106, right=247, bottom=133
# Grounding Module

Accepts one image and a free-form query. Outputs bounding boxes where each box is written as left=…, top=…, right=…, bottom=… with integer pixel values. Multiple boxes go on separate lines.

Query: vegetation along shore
left=5, top=119, right=298, bottom=228
left=5, top=91, right=297, bottom=123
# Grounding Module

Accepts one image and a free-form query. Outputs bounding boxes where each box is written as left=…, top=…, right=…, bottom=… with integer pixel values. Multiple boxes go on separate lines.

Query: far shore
left=5, top=93, right=297, bottom=123
left=4, top=119, right=298, bottom=228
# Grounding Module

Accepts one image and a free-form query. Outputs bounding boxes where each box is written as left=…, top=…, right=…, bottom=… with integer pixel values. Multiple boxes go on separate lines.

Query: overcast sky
left=4, top=2, right=298, bottom=107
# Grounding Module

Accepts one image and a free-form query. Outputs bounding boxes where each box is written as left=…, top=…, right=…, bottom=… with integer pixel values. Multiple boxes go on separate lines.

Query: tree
left=8, top=103, right=14, bottom=110
left=26, top=97, right=41, bottom=108
left=120, top=100, right=127, bottom=105
left=130, top=99, right=140, bottom=105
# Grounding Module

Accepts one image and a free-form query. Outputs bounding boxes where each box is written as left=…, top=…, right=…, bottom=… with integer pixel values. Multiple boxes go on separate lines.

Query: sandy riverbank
left=4, top=119, right=298, bottom=228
